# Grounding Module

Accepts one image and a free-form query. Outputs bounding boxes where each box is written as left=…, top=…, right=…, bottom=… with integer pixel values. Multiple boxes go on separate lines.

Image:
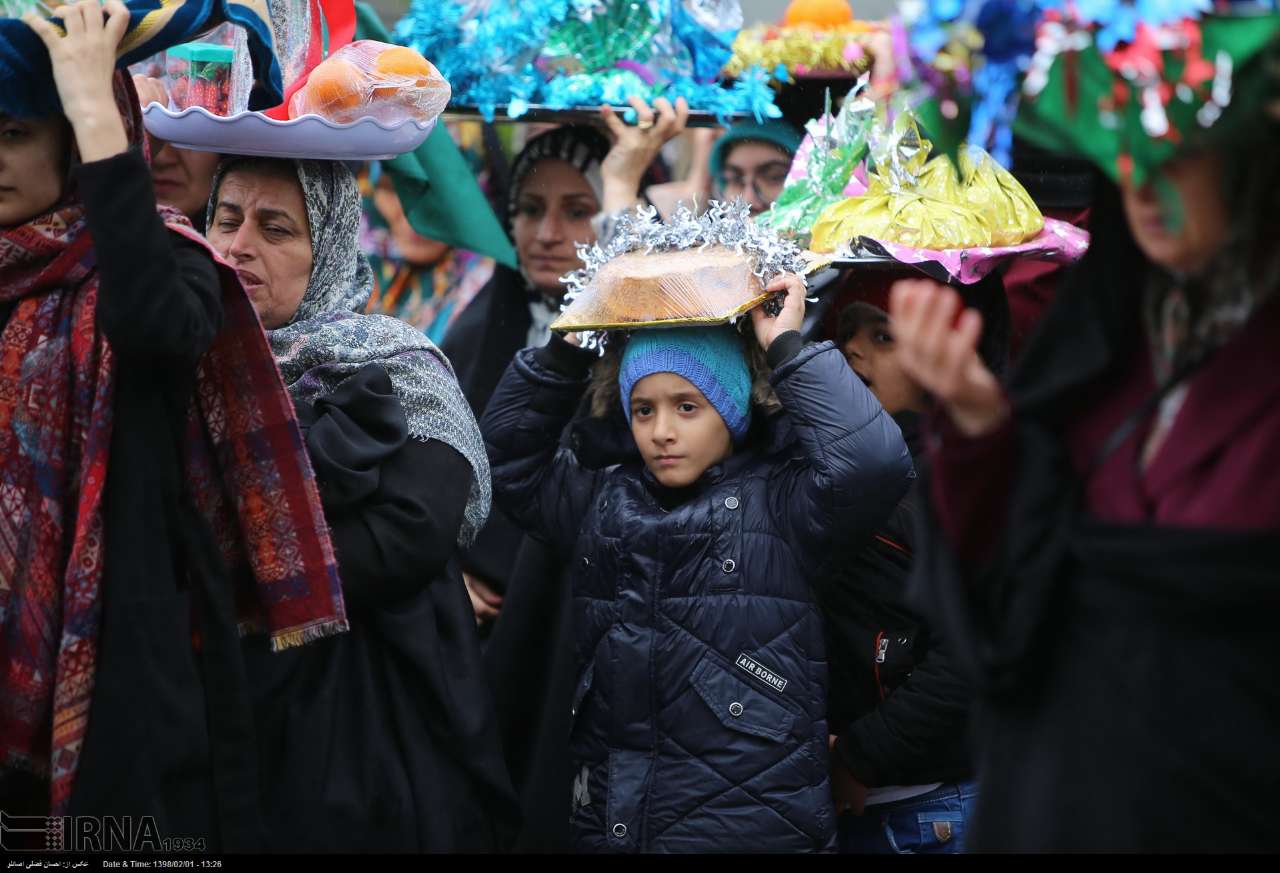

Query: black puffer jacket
left=819, top=412, right=972, bottom=788
left=482, top=333, right=913, bottom=853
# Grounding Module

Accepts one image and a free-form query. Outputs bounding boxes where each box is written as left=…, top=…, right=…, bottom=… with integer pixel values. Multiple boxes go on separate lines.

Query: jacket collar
left=1142, top=296, right=1280, bottom=497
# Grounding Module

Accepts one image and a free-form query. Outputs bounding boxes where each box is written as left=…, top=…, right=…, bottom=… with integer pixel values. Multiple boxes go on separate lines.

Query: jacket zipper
left=873, top=630, right=889, bottom=701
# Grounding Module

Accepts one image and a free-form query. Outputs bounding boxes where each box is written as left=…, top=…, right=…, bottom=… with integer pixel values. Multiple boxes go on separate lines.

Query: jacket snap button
left=582, top=556, right=590, bottom=567
left=612, top=823, right=628, bottom=839
left=724, top=496, right=739, bottom=510
left=728, top=702, right=744, bottom=717
left=721, top=559, right=736, bottom=573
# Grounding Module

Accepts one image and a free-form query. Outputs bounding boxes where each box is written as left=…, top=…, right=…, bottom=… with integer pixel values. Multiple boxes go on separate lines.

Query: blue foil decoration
left=394, top=0, right=776, bottom=123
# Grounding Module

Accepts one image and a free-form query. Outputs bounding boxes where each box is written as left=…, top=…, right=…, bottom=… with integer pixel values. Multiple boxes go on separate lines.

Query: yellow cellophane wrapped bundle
left=810, top=171, right=992, bottom=252
left=958, top=146, right=1043, bottom=246
left=552, top=247, right=768, bottom=332
left=725, top=0, right=880, bottom=77
left=810, top=118, right=1044, bottom=253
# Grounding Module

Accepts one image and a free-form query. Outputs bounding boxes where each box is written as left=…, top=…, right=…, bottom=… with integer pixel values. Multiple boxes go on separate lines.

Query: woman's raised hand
left=599, top=95, right=689, bottom=214
left=751, top=273, right=807, bottom=352
left=888, top=278, right=1010, bottom=437
left=24, top=0, right=131, bottom=163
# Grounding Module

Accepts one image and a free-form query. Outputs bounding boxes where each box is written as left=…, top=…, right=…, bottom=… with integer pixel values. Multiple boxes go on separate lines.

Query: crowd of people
left=2, top=0, right=1278, bottom=856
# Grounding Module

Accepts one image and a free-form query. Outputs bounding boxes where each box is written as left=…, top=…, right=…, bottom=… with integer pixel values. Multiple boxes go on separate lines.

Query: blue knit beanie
left=620, top=327, right=752, bottom=443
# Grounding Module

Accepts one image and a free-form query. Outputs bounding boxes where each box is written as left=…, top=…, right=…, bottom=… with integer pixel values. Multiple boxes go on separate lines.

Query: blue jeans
left=837, top=782, right=978, bottom=854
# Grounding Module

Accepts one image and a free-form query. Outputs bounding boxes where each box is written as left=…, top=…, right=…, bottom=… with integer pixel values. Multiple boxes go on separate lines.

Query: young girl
left=481, top=258, right=913, bottom=852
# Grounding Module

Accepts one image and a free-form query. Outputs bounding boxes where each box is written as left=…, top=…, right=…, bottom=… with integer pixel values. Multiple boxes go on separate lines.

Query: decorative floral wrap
left=894, top=0, right=1280, bottom=183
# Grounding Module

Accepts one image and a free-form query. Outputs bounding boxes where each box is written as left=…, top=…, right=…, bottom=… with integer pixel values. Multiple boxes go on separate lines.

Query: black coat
left=820, top=412, right=972, bottom=788
left=443, top=263, right=577, bottom=850
left=912, top=191, right=1280, bottom=851
left=0, top=151, right=260, bottom=852
left=440, top=264, right=535, bottom=594
left=482, top=333, right=914, bottom=852
left=241, top=364, right=519, bottom=852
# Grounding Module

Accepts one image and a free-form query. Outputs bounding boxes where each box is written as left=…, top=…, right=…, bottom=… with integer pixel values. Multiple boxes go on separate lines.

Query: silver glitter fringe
left=563, top=198, right=806, bottom=302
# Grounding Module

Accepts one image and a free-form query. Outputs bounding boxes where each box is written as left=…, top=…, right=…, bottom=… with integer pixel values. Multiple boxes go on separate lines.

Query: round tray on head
left=142, top=104, right=437, bottom=160
left=443, top=103, right=747, bottom=127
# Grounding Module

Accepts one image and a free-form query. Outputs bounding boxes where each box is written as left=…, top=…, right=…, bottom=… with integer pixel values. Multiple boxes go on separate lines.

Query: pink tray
left=819, top=218, right=1090, bottom=285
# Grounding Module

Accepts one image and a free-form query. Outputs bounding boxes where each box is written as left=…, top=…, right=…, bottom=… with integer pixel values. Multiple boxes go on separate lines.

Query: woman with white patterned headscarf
left=206, top=157, right=518, bottom=851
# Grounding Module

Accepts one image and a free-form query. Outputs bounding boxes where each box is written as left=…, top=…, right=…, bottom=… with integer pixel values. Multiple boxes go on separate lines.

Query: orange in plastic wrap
left=296, top=58, right=365, bottom=120
left=783, top=0, right=854, bottom=28
left=373, top=46, right=434, bottom=98
left=289, top=40, right=452, bottom=125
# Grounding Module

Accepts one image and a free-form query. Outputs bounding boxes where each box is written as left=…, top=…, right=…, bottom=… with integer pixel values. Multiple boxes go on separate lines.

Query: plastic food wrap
left=759, top=76, right=874, bottom=240
left=273, top=0, right=316, bottom=95
left=810, top=114, right=1042, bottom=252
left=552, top=247, right=768, bottom=331
left=288, top=40, right=451, bottom=125
left=165, top=43, right=235, bottom=116
left=555, top=200, right=806, bottom=334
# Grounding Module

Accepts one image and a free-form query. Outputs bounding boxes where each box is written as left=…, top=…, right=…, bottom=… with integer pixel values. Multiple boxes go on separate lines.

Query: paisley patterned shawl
left=0, top=74, right=345, bottom=815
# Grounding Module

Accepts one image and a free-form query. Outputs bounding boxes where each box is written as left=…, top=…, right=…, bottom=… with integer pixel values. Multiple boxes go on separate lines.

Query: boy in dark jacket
left=481, top=270, right=913, bottom=853
left=822, top=301, right=987, bottom=853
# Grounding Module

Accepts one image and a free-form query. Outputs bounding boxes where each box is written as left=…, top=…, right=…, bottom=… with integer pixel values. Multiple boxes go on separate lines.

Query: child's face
left=843, top=318, right=927, bottom=415
left=629, top=372, right=733, bottom=489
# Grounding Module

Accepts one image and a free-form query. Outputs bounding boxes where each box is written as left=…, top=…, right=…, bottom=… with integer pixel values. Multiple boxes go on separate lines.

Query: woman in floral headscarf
left=361, top=166, right=495, bottom=343
left=2, top=3, right=343, bottom=850
left=359, top=124, right=500, bottom=344
left=207, top=153, right=518, bottom=851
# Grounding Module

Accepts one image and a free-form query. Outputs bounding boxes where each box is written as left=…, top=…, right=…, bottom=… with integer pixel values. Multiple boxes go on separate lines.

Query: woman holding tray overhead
left=2, top=3, right=345, bottom=850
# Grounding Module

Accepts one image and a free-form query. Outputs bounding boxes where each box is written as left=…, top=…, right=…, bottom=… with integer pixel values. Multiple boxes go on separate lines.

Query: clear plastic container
left=165, top=42, right=235, bottom=116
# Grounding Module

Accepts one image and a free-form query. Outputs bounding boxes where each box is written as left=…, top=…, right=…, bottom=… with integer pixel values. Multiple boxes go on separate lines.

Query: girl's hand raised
left=751, top=273, right=807, bottom=352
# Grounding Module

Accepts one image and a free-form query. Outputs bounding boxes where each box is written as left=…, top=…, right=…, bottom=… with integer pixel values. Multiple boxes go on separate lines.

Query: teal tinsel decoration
left=394, top=0, right=778, bottom=123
